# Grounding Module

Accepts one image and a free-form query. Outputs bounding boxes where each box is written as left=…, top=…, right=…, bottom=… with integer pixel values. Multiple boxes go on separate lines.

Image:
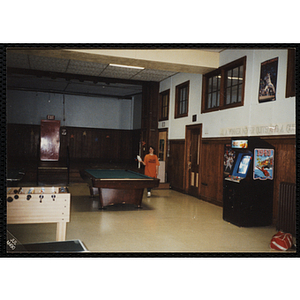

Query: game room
left=5, top=46, right=296, bottom=254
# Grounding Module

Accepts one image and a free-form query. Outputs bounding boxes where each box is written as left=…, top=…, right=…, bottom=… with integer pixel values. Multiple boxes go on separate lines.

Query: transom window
left=159, top=89, right=170, bottom=121
left=202, top=56, right=246, bottom=113
left=175, top=81, right=189, bottom=118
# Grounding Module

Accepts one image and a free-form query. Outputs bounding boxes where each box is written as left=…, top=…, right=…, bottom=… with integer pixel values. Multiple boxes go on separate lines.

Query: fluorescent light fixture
left=217, top=75, right=243, bottom=80
left=109, top=63, right=144, bottom=70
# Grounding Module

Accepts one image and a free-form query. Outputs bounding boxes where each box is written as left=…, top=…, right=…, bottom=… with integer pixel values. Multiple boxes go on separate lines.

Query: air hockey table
left=83, top=169, right=160, bottom=209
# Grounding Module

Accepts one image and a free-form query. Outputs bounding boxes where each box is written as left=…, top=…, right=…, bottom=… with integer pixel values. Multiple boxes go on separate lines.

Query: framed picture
left=258, top=57, right=278, bottom=103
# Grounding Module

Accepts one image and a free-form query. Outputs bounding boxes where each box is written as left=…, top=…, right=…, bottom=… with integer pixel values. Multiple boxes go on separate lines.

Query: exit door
left=186, top=125, right=202, bottom=197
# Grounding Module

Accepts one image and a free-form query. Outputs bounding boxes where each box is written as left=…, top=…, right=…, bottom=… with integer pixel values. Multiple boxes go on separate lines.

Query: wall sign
left=220, top=123, right=295, bottom=136
left=258, top=57, right=278, bottom=103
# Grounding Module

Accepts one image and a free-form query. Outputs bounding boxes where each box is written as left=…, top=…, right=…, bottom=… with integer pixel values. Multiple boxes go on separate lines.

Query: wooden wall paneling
left=30, top=125, right=39, bottom=159
left=103, top=129, right=110, bottom=161
left=7, top=124, right=39, bottom=162
left=98, top=129, right=108, bottom=161
left=102, top=129, right=110, bottom=161
left=168, top=140, right=185, bottom=192
left=89, top=129, right=94, bottom=158
left=262, top=137, right=296, bottom=224
left=7, top=124, right=140, bottom=168
left=7, top=124, right=18, bottom=160
left=77, top=128, right=83, bottom=159
left=59, top=128, right=68, bottom=160
left=119, top=130, right=130, bottom=162
left=69, top=127, right=77, bottom=159
left=110, top=129, right=118, bottom=162
left=75, top=128, right=80, bottom=159
left=132, top=129, right=141, bottom=159
left=58, top=127, right=135, bottom=162
left=85, top=129, right=90, bottom=159
left=23, top=125, right=31, bottom=158
left=81, top=128, right=88, bottom=159
left=93, top=128, right=100, bottom=159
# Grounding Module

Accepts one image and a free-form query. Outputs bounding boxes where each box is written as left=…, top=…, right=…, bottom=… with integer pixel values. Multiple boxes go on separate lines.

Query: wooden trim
left=202, top=137, right=231, bottom=144
left=159, top=89, right=170, bottom=121
left=286, top=48, right=296, bottom=98
left=158, top=127, right=169, bottom=171
left=202, top=135, right=295, bottom=143
left=184, top=124, right=202, bottom=194
left=168, top=139, right=185, bottom=143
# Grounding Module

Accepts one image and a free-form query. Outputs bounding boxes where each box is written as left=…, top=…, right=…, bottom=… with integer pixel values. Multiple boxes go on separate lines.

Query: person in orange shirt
left=141, top=146, right=160, bottom=197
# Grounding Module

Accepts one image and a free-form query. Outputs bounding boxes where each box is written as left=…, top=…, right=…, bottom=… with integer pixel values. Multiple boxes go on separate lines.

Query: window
left=175, top=81, right=189, bottom=118
left=206, top=71, right=221, bottom=109
left=225, top=64, right=244, bottom=105
left=159, top=89, right=170, bottom=121
left=202, top=56, right=246, bottom=113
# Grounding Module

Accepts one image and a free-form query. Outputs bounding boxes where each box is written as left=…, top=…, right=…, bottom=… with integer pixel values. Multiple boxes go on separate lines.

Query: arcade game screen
left=232, top=153, right=252, bottom=179
left=237, top=155, right=251, bottom=175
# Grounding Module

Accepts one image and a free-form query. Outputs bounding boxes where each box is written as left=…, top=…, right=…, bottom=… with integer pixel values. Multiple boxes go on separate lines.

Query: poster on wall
left=258, top=57, right=278, bottom=103
left=224, top=144, right=236, bottom=176
left=253, top=148, right=274, bottom=180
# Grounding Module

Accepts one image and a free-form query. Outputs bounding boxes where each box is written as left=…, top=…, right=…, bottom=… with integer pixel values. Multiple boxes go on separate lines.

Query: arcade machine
left=223, top=137, right=275, bottom=227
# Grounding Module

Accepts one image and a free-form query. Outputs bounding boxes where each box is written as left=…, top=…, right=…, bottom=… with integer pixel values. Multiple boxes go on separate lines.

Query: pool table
left=84, top=169, right=160, bottom=209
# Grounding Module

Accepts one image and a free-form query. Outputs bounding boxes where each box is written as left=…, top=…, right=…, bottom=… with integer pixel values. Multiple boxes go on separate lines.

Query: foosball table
left=7, top=186, right=71, bottom=241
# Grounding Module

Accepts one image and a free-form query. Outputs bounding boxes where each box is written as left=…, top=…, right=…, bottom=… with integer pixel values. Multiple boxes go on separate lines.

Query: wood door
left=185, top=125, right=202, bottom=197
left=40, top=120, right=60, bottom=161
left=199, top=141, right=226, bottom=206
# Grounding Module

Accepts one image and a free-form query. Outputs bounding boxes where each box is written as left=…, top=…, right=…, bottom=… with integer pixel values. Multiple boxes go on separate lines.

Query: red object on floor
left=270, top=231, right=293, bottom=251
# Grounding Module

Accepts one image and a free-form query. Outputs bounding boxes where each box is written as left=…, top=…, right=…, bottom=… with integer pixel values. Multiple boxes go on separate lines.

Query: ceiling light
left=109, top=63, right=144, bottom=70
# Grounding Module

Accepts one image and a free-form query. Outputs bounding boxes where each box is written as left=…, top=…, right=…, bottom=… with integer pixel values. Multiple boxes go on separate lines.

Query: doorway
left=185, top=124, right=202, bottom=197
left=158, top=129, right=168, bottom=183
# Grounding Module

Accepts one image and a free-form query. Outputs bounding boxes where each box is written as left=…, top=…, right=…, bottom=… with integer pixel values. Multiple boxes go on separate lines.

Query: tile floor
left=7, top=182, right=295, bottom=254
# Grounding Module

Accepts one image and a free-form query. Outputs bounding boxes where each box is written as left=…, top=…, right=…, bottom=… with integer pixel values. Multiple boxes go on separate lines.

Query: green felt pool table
left=84, top=169, right=160, bottom=208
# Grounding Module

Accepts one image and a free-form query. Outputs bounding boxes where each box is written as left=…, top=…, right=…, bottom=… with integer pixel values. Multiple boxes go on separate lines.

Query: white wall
left=159, top=73, right=203, bottom=139
left=159, top=49, right=296, bottom=139
left=7, top=90, right=142, bottom=130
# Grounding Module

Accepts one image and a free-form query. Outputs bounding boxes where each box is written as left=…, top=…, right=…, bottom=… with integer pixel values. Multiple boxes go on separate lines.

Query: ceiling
left=6, top=48, right=223, bottom=99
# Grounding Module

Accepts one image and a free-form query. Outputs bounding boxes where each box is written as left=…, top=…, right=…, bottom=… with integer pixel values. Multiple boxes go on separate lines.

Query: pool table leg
left=98, top=188, right=105, bottom=209
left=97, top=188, right=145, bottom=209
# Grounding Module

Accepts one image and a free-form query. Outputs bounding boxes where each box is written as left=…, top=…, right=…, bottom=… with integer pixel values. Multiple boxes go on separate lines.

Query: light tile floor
left=8, top=183, right=295, bottom=253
